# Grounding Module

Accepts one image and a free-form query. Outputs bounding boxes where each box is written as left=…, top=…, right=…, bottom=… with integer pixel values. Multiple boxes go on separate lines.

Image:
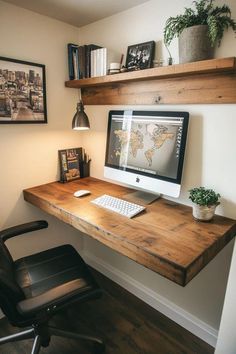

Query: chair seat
left=0, top=221, right=105, bottom=352
left=14, top=245, right=101, bottom=317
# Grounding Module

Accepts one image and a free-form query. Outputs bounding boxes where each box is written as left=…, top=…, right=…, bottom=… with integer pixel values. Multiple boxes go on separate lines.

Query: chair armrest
left=17, top=279, right=101, bottom=317
left=0, top=220, right=48, bottom=242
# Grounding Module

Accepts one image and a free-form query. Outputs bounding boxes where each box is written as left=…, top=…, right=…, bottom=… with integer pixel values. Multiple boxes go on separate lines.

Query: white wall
left=0, top=1, right=84, bottom=257
left=78, top=0, right=236, bottom=345
left=215, top=243, right=236, bottom=354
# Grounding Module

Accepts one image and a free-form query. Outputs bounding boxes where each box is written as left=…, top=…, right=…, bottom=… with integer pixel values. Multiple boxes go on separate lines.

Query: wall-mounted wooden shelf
left=65, top=57, right=236, bottom=105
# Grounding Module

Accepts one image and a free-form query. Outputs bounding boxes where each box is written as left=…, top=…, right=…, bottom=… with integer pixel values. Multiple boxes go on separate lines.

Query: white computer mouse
left=73, top=190, right=91, bottom=197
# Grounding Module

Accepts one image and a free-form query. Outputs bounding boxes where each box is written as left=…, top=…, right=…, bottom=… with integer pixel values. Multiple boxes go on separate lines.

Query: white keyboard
left=91, top=194, right=145, bottom=218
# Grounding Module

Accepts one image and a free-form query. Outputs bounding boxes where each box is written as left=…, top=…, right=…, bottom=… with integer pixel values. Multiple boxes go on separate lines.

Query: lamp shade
left=72, top=101, right=90, bottom=130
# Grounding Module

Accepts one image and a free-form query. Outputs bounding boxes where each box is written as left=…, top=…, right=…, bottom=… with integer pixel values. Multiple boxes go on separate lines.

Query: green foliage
left=189, top=187, right=221, bottom=206
left=164, top=0, right=236, bottom=47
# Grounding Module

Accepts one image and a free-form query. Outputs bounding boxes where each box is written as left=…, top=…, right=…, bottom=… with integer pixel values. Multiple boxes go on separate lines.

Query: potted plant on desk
left=189, top=186, right=221, bottom=221
left=163, top=0, right=236, bottom=63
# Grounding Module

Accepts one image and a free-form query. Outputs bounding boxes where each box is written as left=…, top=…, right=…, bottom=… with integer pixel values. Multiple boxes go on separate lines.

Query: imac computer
left=104, top=110, right=189, bottom=201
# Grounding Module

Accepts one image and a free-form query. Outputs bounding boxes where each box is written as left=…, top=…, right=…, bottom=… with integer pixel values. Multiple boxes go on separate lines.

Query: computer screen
left=104, top=110, right=189, bottom=198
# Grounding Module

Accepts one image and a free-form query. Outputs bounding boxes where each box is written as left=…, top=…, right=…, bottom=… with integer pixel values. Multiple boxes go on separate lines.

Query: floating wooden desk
left=23, top=177, right=236, bottom=286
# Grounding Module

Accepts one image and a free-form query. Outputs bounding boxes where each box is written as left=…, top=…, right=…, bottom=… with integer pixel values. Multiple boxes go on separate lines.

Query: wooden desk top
left=23, top=177, right=236, bottom=286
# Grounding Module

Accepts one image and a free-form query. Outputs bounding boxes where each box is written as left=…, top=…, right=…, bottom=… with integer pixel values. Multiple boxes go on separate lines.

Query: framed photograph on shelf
left=58, top=147, right=82, bottom=183
left=125, top=41, right=155, bottom=71
left=0, top=56, right=47, bottom=124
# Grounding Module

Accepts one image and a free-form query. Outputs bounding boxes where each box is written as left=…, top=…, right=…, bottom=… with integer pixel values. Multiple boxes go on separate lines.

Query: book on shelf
left=94, top=48, right=101, bottom=77
left=86, top=44, right=102, bottom=78
left=67, top=43, right=80, bottom=80
left=72, top=51, right=79, bottom=79
left=103, top=47, right=107, bottom=76
left=90, top=49, right=95, bottom=78
left=78, top=45, right=87, bottom=79
left=90, top=47, right=107, bottom=78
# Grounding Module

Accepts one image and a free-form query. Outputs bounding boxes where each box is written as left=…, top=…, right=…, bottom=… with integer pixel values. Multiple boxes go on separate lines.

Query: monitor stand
left=123, top=191, right=160, bottom=205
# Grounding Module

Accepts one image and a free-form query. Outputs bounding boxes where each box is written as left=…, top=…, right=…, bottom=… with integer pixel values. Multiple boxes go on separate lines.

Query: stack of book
left=90, top=47, right=107, bottom=78
left=68, top=43, right=107, bottom=80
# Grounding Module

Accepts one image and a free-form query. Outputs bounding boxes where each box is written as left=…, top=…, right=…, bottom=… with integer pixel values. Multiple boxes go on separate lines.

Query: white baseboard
left=82, top=250, right=218, bottom=348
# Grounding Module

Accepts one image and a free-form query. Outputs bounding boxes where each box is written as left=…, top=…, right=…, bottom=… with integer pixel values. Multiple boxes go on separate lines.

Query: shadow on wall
left=3, top=193, right=34, bottom=229
left=3, top=193, right=84, bottom=260
left=178, top=113, right=203, bottom=201
left=220, top=198, right=236, bottom=219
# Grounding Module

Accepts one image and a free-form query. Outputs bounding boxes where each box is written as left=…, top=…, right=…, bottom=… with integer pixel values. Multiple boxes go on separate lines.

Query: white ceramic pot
left=192, top=204, right=217, bottom=221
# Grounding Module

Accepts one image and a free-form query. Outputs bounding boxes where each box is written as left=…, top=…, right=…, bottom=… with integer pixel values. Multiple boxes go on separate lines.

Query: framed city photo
left=0, top=56, right=47, bottom=124
left=125, top=41, right=155, bottom=71
left=58, top=147, right=82, bottom=183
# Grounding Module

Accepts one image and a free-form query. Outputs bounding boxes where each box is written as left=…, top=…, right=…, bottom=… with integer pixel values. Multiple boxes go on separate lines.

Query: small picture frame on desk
left=58, top=147, right=82, bottom=183
left=125, top=41, right=155, bottom=71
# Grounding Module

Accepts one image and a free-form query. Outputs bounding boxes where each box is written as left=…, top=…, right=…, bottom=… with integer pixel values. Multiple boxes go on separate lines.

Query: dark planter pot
left=178, top=25, right=214, bottom=63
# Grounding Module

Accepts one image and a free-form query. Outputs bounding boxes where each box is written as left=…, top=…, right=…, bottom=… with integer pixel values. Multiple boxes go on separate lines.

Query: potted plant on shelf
left=164, top=0, right=236, bottom=63
left=189, top=186, right=221, bottom=221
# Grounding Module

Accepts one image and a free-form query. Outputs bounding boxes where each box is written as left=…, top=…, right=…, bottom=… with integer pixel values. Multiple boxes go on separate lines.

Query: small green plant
left=189, top=187, right=221, bottom=206
left=164, top=0, right=236, bottom=47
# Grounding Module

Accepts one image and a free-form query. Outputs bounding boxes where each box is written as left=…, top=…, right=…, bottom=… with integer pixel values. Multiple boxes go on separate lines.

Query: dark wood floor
left=0, top=269, right=214, bottom=354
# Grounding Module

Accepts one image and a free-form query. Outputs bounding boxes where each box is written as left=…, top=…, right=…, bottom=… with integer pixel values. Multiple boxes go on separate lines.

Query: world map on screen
left=113, top=123, right=175, bottom=168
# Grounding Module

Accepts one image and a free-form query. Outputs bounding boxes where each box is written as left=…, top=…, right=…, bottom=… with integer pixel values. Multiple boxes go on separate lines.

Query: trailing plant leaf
left=164, top=0, right=236, bottom=47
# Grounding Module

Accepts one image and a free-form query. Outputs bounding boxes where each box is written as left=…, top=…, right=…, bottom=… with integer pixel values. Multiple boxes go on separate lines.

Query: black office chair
left=0, top=220, right=105, bottom=354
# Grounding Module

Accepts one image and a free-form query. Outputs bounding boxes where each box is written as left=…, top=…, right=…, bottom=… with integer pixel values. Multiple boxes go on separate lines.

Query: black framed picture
left=0, top=56, right=47, bottom=124
left=58, top=147, right=82, bottom=183
left=125, top=41, right=155, bottom=71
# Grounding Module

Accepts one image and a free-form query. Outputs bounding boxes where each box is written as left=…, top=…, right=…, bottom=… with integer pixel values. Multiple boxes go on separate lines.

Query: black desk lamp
left=72, top=91, right=90, bottom=130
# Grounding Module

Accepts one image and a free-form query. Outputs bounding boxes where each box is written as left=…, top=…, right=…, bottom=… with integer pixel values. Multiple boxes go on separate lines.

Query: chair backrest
left=0, top=238, right=25, bottom=321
